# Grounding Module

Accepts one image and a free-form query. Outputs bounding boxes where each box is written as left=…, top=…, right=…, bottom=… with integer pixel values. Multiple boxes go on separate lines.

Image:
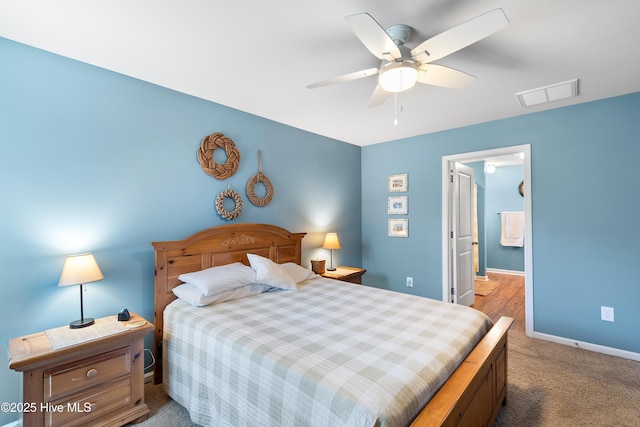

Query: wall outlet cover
left=601, top=306, right=614, bottom=322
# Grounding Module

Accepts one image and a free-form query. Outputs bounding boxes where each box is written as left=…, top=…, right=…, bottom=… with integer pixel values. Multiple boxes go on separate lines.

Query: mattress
left=163, top=276, right=492, bottom=427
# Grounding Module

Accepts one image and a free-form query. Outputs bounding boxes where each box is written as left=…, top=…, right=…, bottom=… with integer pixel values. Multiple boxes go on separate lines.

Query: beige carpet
left=495, top=331, right=640, bottom=426
left=136, top=381, right=196, bottom=426
left=135, top=331, right=640, bottom=426
left=475, top=279, right=500, bottom=296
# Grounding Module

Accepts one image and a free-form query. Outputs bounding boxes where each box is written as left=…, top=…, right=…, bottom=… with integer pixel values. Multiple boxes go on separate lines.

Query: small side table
left=8, top=313, right=153, bottom=427
left=322, top=266, right=366, bottom=284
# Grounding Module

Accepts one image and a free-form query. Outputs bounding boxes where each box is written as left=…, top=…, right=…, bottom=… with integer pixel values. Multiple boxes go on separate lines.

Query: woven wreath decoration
left=246, top=150, right=274, bottom=207
left=246, top=172, right=274, bottom=207
left=198, top=132, right=240, bottom=180
left=215, top=188, right=242, bottom=220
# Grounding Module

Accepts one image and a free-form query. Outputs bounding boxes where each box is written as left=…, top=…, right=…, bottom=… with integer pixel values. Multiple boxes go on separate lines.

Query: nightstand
left=8, top=313, right=153, bottom=427
left=321, top=266, right=366, bottom=284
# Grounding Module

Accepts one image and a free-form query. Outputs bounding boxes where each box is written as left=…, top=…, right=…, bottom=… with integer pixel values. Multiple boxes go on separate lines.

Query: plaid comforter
left=163, top=277, right=492, bottom=427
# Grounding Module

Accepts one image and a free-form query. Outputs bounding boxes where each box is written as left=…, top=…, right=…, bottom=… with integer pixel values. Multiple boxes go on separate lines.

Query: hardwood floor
left=471, top=272, right=525, bottom=333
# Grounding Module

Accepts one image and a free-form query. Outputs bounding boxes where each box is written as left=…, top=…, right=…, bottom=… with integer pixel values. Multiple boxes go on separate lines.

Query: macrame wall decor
left=215, top=186, right=243, bottom=221
left=246, top=150, right=274, bottom=207
left=198, top=132, right=241, bottom=180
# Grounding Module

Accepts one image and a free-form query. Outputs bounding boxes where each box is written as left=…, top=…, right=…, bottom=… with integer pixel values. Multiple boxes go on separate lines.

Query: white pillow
left=281, top=262, right=318, bottom=283
left=173, top=283, right=270, bottom=307
left=247, top=254, right=297, bottom=290
left=178, top=262, right=256, bottom=296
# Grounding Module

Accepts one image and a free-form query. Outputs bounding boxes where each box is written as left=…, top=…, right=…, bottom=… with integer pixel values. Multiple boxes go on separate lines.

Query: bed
left=152, top=223, right=513, bottom=426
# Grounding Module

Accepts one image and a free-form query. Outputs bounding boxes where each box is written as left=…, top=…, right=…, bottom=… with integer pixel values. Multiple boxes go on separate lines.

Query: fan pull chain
left=394, top=93, right=398, bottom=126
left=394, top=93, right=404, bottom=126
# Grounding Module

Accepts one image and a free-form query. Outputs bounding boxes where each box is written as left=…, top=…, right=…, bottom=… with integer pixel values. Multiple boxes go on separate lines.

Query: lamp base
left=69, top=318, right=95, bottom=329
left=326, top=267, right=337, bottom=271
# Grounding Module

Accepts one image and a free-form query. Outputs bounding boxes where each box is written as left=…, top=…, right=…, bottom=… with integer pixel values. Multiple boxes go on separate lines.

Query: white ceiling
left=2, top=0, right=639, bottom=146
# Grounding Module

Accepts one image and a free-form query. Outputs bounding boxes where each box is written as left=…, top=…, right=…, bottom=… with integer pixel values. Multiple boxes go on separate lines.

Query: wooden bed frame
left=152, top=223, right=513, bottom=427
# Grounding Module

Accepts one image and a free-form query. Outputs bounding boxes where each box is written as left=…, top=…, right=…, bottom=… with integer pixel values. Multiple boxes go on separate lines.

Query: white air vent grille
left=516, top=79, right=579, bottom=107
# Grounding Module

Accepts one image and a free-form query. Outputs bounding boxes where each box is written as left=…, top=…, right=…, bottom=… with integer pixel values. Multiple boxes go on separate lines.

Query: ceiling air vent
left=515, top=78, right=579, bottom=107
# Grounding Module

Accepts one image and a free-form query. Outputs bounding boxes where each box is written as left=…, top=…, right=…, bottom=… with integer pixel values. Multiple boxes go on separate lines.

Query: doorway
left=442, top=145, right=533, bottom=336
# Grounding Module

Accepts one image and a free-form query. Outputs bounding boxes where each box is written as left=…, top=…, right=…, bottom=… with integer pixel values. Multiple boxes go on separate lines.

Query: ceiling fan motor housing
left=386, top=24, right=412, bottom=46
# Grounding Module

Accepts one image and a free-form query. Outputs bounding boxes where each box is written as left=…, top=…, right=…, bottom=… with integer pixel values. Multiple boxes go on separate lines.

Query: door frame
left=441, top=144, right=534, bottom=336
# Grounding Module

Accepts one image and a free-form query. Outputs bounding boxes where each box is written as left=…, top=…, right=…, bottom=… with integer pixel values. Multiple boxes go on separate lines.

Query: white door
left=450, top=162, right=475, bottom=305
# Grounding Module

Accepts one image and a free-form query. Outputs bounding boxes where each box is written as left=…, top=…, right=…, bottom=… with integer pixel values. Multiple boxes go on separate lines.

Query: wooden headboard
left=151, top=223, right=305, bottom=383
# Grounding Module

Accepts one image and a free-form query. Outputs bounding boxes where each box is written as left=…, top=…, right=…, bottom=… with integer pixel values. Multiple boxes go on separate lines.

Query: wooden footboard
left=412, top=316, right=513, bottom=427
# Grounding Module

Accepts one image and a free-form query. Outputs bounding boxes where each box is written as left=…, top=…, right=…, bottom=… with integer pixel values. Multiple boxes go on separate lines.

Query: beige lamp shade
left=322, top=233, right=341, bottom=250
left=322, top=233, right=340, bottom=271
left=59, top=253, right=104, bottom=286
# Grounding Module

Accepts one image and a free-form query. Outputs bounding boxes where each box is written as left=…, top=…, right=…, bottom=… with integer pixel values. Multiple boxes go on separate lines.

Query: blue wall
left=362, top=93, right=640, bottom=356
left=0, top=38, right=362, bottom=424
left=486, top=165, right=525, bottom=272
left=464, top=163, right=524, bottom=275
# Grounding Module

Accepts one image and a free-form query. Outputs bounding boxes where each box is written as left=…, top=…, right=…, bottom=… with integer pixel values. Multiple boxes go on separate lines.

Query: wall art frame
left=388, top=173, right=408, bottom=192
left=388, top=218, right=409, bottom=237
left=388, top=196, right=408, bottom=215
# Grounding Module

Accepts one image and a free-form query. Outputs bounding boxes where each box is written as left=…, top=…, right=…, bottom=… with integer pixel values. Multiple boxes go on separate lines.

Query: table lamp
left=59, top=253, right=104, bottom=329
left=322, top=233, right=341, bottom=271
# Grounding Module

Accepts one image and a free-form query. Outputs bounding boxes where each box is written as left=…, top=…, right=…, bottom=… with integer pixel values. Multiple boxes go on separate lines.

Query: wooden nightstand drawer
left=44, top=347, right=131, bottom=402
left=45, top=377, right=131, bottom=427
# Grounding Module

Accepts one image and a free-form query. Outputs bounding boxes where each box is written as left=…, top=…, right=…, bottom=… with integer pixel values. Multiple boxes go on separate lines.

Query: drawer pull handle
left=86, top=368, right=98, bottom=378
left=87, top=402, right=97, bottom=412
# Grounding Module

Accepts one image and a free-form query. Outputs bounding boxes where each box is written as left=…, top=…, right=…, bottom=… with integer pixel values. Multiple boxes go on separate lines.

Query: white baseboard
left=475, top=275, right=489, bottom=281
left=486, top=268, right=525, bottom=276
left=532, top=331, right=640, bottom=362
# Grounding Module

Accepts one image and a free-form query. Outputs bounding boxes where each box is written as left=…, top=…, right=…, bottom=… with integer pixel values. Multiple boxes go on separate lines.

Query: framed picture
left=388, top=218, right=408, bottom=237
left=388, top=196, right=408, bottom=215
left=388, top=173, right=408, bottom=192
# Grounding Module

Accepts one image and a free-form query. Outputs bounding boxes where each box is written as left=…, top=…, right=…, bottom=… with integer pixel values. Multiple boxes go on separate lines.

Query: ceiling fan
left=307, top=9, right=509, bottom=107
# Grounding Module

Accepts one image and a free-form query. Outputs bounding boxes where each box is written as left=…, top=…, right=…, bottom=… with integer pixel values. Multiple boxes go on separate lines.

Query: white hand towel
left=500, top=211, right=525, bottom=247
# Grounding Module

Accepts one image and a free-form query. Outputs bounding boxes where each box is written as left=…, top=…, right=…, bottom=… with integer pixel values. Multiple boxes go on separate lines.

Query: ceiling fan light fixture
left=379, top=61, right=418, bottom=93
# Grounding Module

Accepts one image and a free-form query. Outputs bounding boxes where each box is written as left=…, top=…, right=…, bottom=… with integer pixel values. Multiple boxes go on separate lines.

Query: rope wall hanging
left=198, top=132, right=241, bottom=180
left=215, top=186, right=243, bottom=220
left=246, top=150, right=274, bottom=207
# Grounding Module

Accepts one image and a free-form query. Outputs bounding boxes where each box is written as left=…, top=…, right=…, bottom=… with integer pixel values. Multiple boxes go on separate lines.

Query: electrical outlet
left=601, top=306, right=614, bottom=322
left=406, top=277, right=413, bottom=287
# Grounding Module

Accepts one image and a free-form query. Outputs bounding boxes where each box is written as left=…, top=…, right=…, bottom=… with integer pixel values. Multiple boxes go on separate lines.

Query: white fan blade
left=417, top=64, right=475, bottom=88
left=369, top=84, right=389, bottom=107
left=306, top=67, right=378, bottom=89
left=345, top=13, right=401, bottom=61
left=411, top=9, right=509, bottom=64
